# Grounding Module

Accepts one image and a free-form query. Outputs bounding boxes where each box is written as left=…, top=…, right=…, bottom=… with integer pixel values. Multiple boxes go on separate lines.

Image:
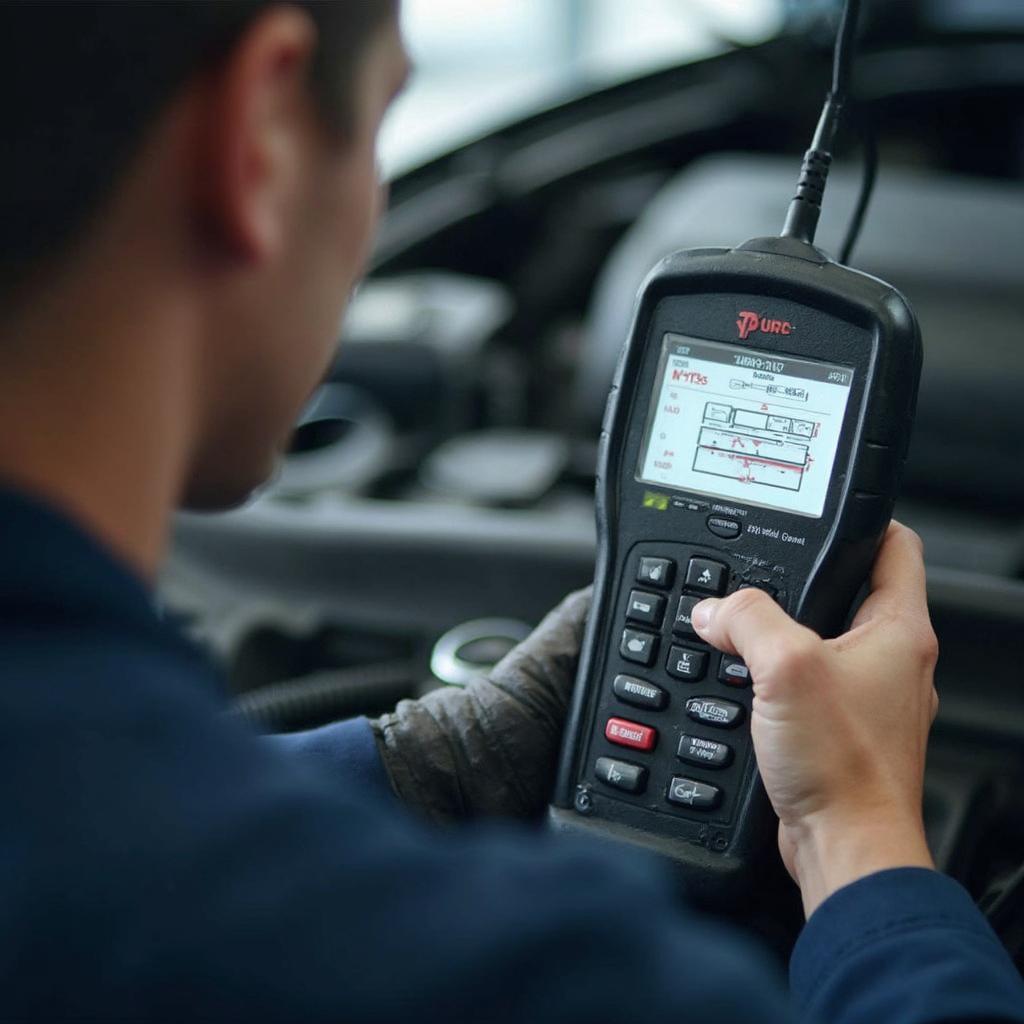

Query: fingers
left=848, top=521, right=930, bottom=631
left=537, top=586, right=593, bottom=642
left=492, top=585, right=593, bottom=678
left=692, top=587, right=816, bottom=676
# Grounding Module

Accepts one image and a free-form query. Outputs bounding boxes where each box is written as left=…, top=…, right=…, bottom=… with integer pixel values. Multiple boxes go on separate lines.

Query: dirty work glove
left=369, top=587, right=592, bottom=823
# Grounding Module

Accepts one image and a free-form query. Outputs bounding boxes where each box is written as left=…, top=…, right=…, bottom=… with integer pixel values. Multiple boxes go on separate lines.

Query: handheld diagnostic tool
left=551, top=0, right=923, bottom=890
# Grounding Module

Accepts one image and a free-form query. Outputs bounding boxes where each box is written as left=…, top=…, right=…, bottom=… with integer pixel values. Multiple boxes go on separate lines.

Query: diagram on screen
left=728, top=378, right=809, bottom=402
left=693, top=401, right=820, bottom=493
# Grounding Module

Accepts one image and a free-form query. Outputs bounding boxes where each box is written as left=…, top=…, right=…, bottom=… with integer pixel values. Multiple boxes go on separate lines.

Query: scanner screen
left=637, top=333, right=855, bottom=519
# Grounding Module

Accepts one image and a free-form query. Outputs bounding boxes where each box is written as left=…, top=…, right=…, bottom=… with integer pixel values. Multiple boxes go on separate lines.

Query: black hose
left=839, top=110, right=877, bottom=265
left=231, top=661, right=417, bottom=734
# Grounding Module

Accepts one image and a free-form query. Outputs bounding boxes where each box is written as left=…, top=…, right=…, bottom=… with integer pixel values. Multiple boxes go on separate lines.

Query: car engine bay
left=163, top=11, right=1024, bottom=963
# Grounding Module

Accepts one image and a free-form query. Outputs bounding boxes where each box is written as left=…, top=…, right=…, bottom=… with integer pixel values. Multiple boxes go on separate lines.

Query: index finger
left=848, top=520, right=929, bottom=630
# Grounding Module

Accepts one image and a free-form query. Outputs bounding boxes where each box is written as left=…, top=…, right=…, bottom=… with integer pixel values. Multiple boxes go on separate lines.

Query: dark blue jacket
left=1, top=485, right=1021, bottom=1022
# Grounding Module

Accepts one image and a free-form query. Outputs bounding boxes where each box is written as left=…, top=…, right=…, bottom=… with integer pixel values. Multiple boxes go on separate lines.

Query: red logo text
left=736, top=310, right=793, bottom=340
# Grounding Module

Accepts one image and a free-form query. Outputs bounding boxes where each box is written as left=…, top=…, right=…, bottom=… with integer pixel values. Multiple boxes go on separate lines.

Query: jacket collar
left=0, top=481, right=183, bottom=645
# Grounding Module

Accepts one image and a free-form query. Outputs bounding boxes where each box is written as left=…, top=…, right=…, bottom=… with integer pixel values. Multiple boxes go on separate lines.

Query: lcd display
left=637, top=334, right=855, bottom=518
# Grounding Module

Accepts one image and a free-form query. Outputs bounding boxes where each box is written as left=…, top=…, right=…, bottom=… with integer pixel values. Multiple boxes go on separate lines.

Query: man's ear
left=194, top=6, right=318, bottom=263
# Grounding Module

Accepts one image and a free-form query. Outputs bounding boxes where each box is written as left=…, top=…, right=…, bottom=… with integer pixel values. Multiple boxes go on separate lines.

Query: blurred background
left=164, top=0, right=1024, bottom=922
left=379, top=0, right=783, bottom=176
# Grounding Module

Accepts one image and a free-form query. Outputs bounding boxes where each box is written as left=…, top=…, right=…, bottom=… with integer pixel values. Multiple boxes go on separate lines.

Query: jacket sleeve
left=791, top=867, right=1024, bottom=1024
left=269, top=716, right=394, bottom=799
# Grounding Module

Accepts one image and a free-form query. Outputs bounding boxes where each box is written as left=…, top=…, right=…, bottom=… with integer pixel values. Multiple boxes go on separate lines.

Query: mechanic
left=0, top=2, right=1020, bottom=1021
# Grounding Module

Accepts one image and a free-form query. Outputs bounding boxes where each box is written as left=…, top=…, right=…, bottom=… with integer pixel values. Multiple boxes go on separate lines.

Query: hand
left=691, top=523, right=939, bottom=917
left=371, top=588, right=592, bottom=822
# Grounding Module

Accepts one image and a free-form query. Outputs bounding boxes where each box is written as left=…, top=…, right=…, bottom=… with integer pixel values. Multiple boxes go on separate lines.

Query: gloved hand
left=370, top=587, right=591, bottom=823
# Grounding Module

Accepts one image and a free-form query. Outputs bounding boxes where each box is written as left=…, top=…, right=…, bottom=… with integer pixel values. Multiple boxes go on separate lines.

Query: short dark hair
left=0, top=1, right=397, bottom=305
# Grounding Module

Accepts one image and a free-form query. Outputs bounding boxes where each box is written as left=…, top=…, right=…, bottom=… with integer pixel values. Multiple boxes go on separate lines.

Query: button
left=672, top=596, right=700, bottom=637
left=707, top=515, right=741, bottom=540
left=666, top=645, right=708, bottom=681
left=620, top=628, right=658, bottom=666
left=677, top=734, right=733, bottom=768
left=685, top=557, right=728, bottom=595
left=625, top=589, right=666, bottom=628
left=854, top=442, right=898, bottom=493
left=718, top=655, right=750, bottom=687
left=613, top=674, right=667, bottom=711
left=738, top=581, right=778, bottom=599
left=605, top=717, right=657, bottom=751
left=637, top=556, right=675, bottom=589
left=595, top=756, right=647, bottom=794
left=667, top=776, right=722, bottom=810
left=839, top=491, right=890, bottom=541
left=685, top=696, right=745, bottom=729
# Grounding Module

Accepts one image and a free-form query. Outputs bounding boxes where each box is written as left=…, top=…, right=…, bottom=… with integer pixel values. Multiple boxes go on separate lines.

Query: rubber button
left=677, top=734, right=733, bottom=769
left=672, top=596, right=700, bottom=637
left=685, top=696, right=745, bottom=729
left=595, top=756, right=647, bottom=794
left=718, top=655, right=750, bottom=687
left=667, top=776, right=722, bottom=810
left=637, top=556, right=675, bottom=589
left=854, top=442, right=898, bottom=493
left=620, top=628, right=658, bottom=666
left=707, top=515, right=741, bottom=540
left=625, top=589, right=666, bottom=628
left=605, top=717, right=657, bottom=752
left=840, top=491, right=889, bottom=541
left=666, top=645, right=708, bottom=681
left=685, top=557, right=729, bottom=595
left=613, top=674, right=667, bottom=711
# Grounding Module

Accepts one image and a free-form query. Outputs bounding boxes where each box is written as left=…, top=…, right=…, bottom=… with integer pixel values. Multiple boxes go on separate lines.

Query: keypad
left=590, top=545, right=767, bottom=828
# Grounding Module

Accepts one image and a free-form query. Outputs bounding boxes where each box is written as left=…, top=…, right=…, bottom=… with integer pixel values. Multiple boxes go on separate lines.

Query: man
left=0, top=2, right=1020, bottom=1021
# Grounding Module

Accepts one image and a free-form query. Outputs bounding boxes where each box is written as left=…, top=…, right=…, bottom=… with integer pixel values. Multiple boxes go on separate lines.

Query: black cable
left=983, top=860, right=1024, bottom=933
left=230, top=661, right=416, bottom=734
left=830, top=0, right=861, bottom=98
left=781, top=0, right=862, bottom=246
left=839, top=108, right=877, bottom=265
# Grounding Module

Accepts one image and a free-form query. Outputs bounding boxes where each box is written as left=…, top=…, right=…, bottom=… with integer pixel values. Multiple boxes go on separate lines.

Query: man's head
left=0, top=1, right=407, bottom=510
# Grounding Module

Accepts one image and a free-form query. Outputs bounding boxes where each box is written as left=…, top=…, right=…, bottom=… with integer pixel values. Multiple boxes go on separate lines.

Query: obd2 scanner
left=550, top=0, right=923, bottom=893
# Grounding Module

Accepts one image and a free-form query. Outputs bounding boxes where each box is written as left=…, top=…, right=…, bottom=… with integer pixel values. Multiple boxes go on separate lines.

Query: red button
left=605, top=717, right=657, bottom=751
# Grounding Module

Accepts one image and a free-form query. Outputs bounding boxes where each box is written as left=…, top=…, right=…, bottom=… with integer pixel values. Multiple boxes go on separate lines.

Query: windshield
left=379, top=0, right=785, bottom=176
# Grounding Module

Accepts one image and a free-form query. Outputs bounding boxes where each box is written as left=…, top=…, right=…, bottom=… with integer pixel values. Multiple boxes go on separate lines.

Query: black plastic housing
left=550, top=236, right=922, bottom=899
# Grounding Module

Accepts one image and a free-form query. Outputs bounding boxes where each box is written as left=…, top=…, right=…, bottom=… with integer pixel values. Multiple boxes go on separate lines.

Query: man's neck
left=0, top=267, right=198, bottom=582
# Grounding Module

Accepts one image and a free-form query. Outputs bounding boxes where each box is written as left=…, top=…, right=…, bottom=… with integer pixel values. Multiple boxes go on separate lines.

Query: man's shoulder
left=0, top=614, right=225, bottom=727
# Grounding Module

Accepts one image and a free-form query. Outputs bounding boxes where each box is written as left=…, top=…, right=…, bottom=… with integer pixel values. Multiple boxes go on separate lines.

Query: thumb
left=493, top=586, right=592, bottom=676
left=486, top=586, right=592, bottom=709
left=692, top=588, right=818, bottom=679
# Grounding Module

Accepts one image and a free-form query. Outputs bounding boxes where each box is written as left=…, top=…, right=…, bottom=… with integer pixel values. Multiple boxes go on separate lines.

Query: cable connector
left=780, top=0, right=860, bottom=247
left=782, top=147, right=832, bottom=244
